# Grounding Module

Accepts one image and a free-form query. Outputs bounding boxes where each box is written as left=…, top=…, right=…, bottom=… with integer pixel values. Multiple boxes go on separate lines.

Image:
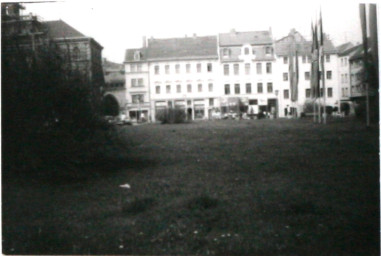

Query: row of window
left=130, top=64, right=143, bottom=72
left=155, top=83, right=214, bottom=94
left=132, top=94, right=144, bottom=104
left=341, top=73, right=349, bottom=83
left=154, top=63, right=213, bottom=75
left=222, top=46, right=273, bottom=57
left=224, top=83, right=273, bottom=95
left=342, top=87, right=350, bottom=97
left=282, top=71, right=332, bottom=81
left=133, top=70, right=332, bottom=88
left=131, top=78, right=144, bottom=87
left=224, top=63, right=272, bottom=75
left=340, top=57, right=348, bottom=67
left=137, top=87, right=334, bottom=103
left=305, top=88, right=333, bottom=98
left=282, top=54, right=330, bottom=64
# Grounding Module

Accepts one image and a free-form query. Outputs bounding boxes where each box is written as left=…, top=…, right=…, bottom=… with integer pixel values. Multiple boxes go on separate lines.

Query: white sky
left=22, top=0, right=367, bottom=63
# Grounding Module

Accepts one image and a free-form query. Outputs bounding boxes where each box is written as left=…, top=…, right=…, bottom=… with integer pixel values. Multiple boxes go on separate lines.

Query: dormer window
left=265, top=47, right=272, bottom=55
left=134, top=51, right=141, bottom=61
left=244, top=47, right=250, bottom=55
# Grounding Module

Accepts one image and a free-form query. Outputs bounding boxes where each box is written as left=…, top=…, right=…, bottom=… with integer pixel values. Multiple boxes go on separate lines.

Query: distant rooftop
left=43, top=20, right=85, bottom=39
left=219, top=30, right=272, bottom=46
left=125, top=35, right=218, bottom=62
left=275, top=30, right=337, bottom=56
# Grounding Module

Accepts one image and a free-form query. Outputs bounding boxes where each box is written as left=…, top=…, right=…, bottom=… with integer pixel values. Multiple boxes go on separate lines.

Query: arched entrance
left=102, top=94, right=120, bottom=116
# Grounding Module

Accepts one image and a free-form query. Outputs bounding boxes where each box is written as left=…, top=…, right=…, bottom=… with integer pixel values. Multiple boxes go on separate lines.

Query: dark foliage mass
left=156, top=107, right=187, bottom=124
left=2, top=38, right=114, bottom=178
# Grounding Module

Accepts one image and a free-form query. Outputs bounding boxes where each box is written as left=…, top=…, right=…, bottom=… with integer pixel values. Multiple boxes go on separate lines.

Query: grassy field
left=2, top=118, right=379, bottom=255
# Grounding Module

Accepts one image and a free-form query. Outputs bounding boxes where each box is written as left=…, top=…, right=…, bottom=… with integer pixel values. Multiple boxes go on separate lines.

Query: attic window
left=244, top=47, right=250, bottom=55
left=265, top=47, right=272, bottom=55
left=134, top=51, right=141, bottom=61
left=252, top=49, right=256, bottom=55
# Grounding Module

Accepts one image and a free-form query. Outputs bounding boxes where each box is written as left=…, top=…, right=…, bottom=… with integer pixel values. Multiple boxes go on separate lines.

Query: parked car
left=116, top=114, right=132, bottom=125
left=103, top=115, right=132, bottom=125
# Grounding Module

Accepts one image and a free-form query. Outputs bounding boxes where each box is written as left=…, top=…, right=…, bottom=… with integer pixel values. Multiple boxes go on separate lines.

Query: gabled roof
left=124, top=36, right=218, bottom=62
left=349, top=45, right=367, bottom=61
left=275, top=31, right=337, bottom=56
left=340, top=44, right=362, bottom=58
left=103, top=59, right=124, bottom=71
left=147, top=36, right=218, bottom=60
left=124, top=47, right=149, bottom=62
left=219, top=30, right=272, bottom=46
left=42, top=20, right=103, bottom=49
left=336, top=42, right=354, bottom=55
left=43, top=20, right=85, bottom=39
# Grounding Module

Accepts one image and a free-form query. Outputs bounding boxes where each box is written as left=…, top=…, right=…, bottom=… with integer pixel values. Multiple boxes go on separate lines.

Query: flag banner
left=310, top=23, right=320, bottom=98
left=288, top=32, right=299, bottom=102
left=291, top=50, right=299, bottom=102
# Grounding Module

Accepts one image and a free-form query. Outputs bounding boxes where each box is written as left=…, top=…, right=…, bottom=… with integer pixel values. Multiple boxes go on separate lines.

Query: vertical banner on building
left=292, top=50, right=299, bottom=102
left=289, top=31, right=299, bottom=104
left=310, top=23, right=320, bottom=99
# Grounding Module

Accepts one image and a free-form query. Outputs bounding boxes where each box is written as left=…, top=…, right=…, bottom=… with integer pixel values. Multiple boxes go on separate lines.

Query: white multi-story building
left=275, top=29, right=339, bottom=117
left=124, top=29, right=343, bottom=122
left=218, top=29, right=277, bottom=116
left=336, top=42, right=359, bottom=114
left=125, top=35, right=219, bottom=121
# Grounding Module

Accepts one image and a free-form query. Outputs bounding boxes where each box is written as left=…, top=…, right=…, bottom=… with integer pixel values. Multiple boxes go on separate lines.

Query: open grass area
left=2, top=118, right=379, bottom=255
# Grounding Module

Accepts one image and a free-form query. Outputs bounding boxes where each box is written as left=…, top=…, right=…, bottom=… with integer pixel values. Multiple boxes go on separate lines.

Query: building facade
left=102, top=59, right=126, bottom=116
left=2, top=3, right=105, bottom=96
left=124, top=29, right=345, bottom=122
left=125, top=35, right=219, bottom=121
left=275, top=30, right=339, bottom=117
left=218, top=29, right=277, bottom=117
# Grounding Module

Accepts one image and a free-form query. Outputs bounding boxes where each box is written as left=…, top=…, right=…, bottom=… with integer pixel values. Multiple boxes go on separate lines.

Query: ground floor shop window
left=194, top=106, right=205, bottom=119
left=129, top=110, right=148, bottom=122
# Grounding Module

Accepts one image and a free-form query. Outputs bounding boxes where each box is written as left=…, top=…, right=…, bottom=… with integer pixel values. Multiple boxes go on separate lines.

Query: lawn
left=2, top=118, right=379, bottom=255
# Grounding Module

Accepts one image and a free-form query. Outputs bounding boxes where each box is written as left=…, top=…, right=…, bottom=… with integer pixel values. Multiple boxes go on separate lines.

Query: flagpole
left=320, top=8, right=327, bottom=124
left=360, top=4, right=370, bottom=127
left=321, top=50, right=326, bottom=124
left=313, top=98, right=317, bottom=123
left=318, top=97, right=321, bottom=123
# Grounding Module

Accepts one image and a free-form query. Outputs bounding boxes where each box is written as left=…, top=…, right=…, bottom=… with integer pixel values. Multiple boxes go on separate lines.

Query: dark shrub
left=325, top=106, right=333, bottom=115
left=156, top=107, right=186, bottom=124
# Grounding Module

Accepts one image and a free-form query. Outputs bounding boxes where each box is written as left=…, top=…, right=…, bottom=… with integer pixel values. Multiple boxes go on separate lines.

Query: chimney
left=185, top=34, right=187, bottom=38
left=193, top=33, right=197, bottom=38
left=230, top=28, right=236, bottom=34
left=142, top=36, right=147, bottom=48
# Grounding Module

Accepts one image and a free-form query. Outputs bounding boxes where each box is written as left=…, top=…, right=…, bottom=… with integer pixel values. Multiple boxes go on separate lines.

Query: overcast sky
left=23, top=0, right=365, bottom=63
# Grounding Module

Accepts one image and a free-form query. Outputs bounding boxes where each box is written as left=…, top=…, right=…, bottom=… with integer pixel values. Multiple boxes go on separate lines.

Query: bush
left=2, top=36, right=115, bottom=178
left=156, top=107, right=186, bottom=124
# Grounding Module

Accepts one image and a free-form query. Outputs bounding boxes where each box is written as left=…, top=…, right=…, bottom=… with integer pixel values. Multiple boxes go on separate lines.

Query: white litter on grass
left=120, top=183, right=131, bottom=189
